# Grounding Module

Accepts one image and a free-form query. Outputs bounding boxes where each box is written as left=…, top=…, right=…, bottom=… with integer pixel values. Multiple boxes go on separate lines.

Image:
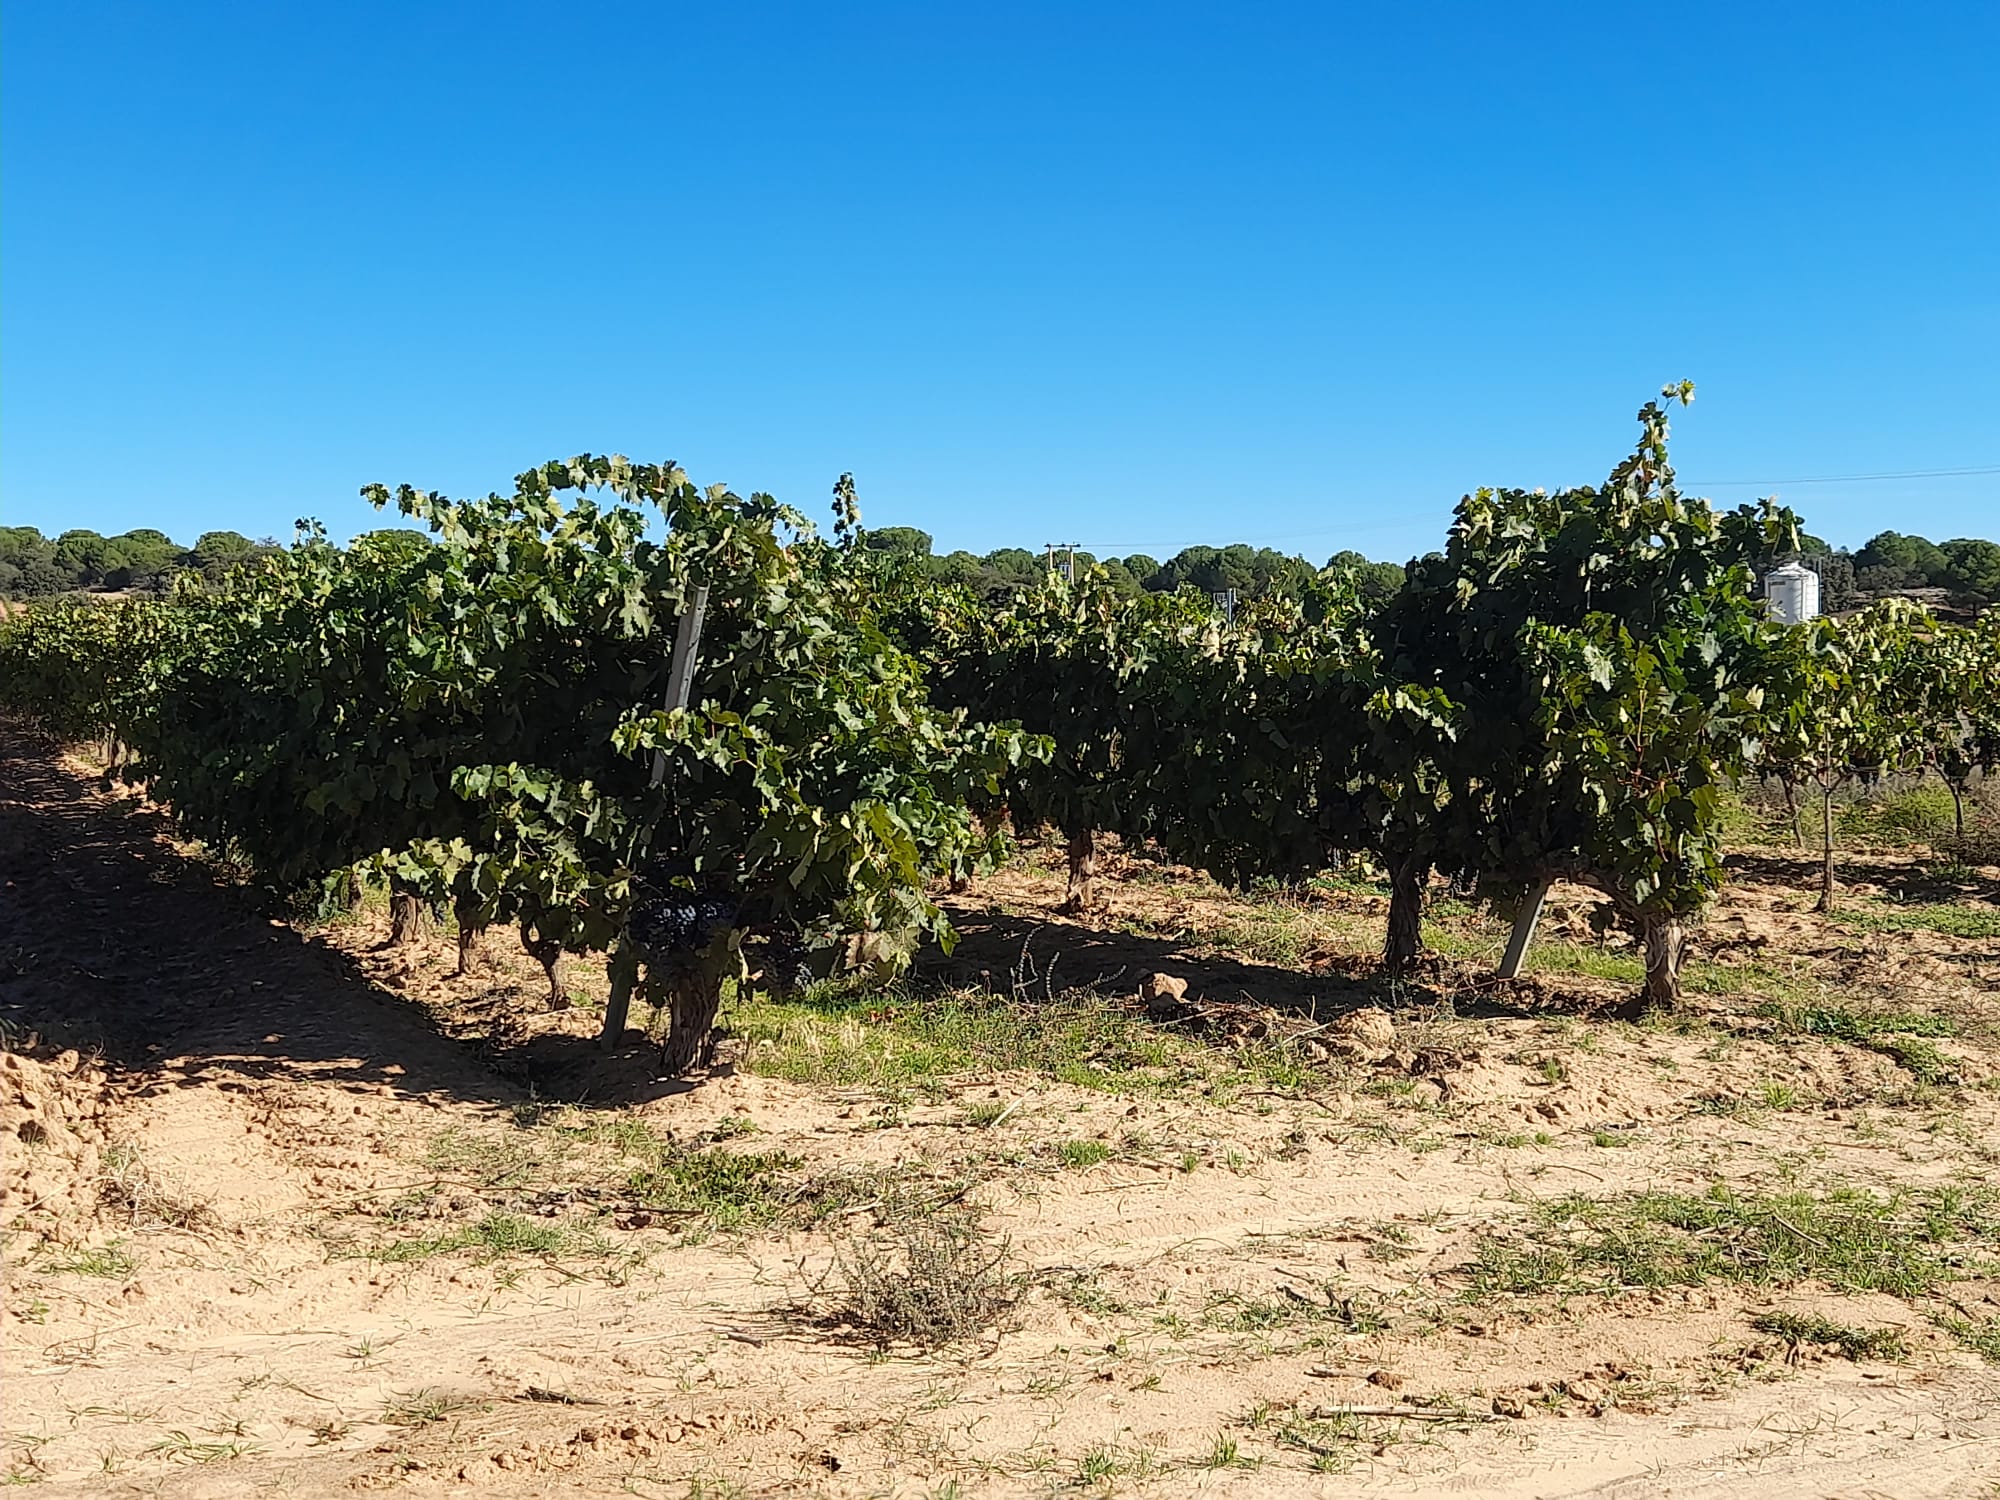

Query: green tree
left=103, top=529, right=186, bottom=589
left=863, top=525, right=933, bottom=557
left=1854, top=531, right=1948, bottom=592
left=1939, top=538, right=2000, bottom=604
left=1324, top=549, right=1405, bottom=602
left=54, top=531, right=112, bottom=585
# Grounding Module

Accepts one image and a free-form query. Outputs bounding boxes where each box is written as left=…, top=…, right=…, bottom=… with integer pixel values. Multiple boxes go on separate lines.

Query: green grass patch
left=1763, top=1000, right=1955, bottom=1043
left=1057, top=1139, right=1112, bottom=1169
left=1839, top=905, right=2000, bottom=940
left=38, top=1241, right=136, bottom=1279
left=1843, top=785, right=1957, bottom=845
left=727, top=986, right=1310, bottom=1097
left=1203, top=1281, right=1387, bottom=1335
left=1933, top=1313, right=2000, bottom=1363
left=380, top=1114, right=885, bottom=1259
left=1468, top=1182, right=1996, bottom=1302
left=363, top=1211, right=610, bottom=1264
left=1750, top=1310, right=1909, bottom=1362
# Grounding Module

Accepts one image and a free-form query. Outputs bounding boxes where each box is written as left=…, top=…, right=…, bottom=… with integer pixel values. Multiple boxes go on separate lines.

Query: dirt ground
left=4, top=733, right=1999, bottom=1498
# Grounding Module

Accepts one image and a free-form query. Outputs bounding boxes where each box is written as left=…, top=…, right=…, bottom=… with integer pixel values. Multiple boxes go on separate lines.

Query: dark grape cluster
left=759, top=928, right=817, bottom=994
left=630, top=891, right=736, bottom=956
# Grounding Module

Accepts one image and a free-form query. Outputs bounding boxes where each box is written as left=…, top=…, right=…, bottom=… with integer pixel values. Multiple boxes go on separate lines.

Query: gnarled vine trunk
left=388, top=881, right=431, bottom=947
left=519, top=924, right=565, bottom=1009
left=452, top=893, right=486, bottom=976
left=1384, top=853, right=1429, bottom=976
left=659, top=948, right=729, bottom=1077
left=1061, top=826, right=1097, bottom=913
left=1639, top=913, right=1686, bottom=1011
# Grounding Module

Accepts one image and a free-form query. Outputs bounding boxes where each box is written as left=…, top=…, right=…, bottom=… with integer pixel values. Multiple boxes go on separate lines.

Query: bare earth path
left=3, top=733, right=1998, bottom=1497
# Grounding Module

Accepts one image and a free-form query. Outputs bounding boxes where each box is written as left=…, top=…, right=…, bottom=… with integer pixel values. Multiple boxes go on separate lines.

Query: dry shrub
left=824, top=1197, right=1019, bottom=1349
left=98, top=1143, right=217, bottom=1233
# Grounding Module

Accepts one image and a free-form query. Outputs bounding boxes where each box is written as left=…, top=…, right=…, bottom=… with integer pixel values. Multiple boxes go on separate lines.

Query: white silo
left=1764, top=559, right=1820, bottom=624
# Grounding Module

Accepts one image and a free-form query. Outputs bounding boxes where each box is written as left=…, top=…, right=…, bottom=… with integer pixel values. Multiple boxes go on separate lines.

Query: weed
left=380, top=1388, right=482, bottom=1427
left=1057, top=1139, right=1111, bottom=1169
left=728, top=986, right=1305, bottom=1097
left=1052, top=1271, right=1130, bottom=1317
left=1877, top=1036, right=1958, bottom=1085
left=962, top=1099, right=1008, bottom=1127
left=1204, top=1280, right=1386, bottom=1335
left=1759, top=1081, right=1807, bottom=1110
left=1250, top=1403, right=1403, bottom=1473
left=146, top=1431, right=258, bottom=1464
left=362, top=1211, right=605, bottom=1264
left=1933, top=1314, right=2000, bottom=1363
left=1366, top=1222, right=1417, bottom=1262
left=38, top=1241, right=135, bottom=1279
left=97, top=1144, right=217, bottom=1232
left=1766, top=1001, right=1955, bottom=1043
left=823, top=1198, right=1019, bottom=1349
left=1071, top=1442, right=1163, bottom=1485
left=1751, top=1310, right=1909, bottom=1362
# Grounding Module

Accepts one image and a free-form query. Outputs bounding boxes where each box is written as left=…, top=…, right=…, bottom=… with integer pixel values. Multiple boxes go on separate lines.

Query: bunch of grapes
left=630, top=855, right=737, bottom=957
left=629, top=891, right=737, bottom=955
left=758, top=927, right=818, bottom=995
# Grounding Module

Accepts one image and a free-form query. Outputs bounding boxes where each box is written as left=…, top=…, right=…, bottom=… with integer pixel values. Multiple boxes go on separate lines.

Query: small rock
left=1333, top=1007, right=1397, bottom=1062
left=1140, top=973, right=1189, bottom=1017
left=1366, top=1369, right=1405, bottom=1391
left=1492, top=1393, right=1527, bottom=1419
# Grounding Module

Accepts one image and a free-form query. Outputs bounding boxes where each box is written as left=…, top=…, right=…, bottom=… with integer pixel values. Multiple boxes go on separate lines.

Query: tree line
left=12, top=516, right=1994, bottom=616
left=0, top=525, right=430, bottom=598
left=1799, top=530, right=2000, bottom=611
left=861, top=529, right=1409, bottom=604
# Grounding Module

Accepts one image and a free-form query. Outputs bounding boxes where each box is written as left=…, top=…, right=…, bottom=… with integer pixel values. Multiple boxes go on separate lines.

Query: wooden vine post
left=601, top=585, right=709, bottom=1049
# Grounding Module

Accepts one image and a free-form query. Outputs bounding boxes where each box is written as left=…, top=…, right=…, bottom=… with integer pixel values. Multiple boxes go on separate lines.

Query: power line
left=1688, top=464, right=2000, bottom=487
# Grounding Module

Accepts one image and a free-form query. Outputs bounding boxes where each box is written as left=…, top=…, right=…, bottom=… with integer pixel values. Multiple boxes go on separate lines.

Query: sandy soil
left=3, top=736, right=1998, bottom=1497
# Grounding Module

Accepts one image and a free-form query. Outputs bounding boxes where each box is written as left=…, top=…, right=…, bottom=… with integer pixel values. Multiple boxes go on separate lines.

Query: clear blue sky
left=5, top=2, right=1996, bottom=564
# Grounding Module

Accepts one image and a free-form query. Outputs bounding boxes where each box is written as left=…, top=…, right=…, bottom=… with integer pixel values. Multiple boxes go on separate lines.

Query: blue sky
left=4, top=2, right=1995, bottom=563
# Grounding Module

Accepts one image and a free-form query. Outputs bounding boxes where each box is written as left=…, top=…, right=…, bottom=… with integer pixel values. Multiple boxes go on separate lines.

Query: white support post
left=1496, top=877, right=1552, bottom=980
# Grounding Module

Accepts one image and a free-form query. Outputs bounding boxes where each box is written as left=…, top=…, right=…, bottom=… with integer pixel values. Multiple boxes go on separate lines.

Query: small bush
left=824, top=1199, right=1019, bottom=1349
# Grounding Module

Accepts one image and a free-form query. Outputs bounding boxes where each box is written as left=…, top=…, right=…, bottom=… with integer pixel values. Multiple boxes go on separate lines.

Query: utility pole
left=1045, top=543, right=1081, bottom=583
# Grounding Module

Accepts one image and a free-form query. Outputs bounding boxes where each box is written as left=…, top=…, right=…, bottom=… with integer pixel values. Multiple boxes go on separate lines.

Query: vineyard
left=4, top=391, right=2000, bottom=1496
left=4, top=392, right=1997, bottom=1048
